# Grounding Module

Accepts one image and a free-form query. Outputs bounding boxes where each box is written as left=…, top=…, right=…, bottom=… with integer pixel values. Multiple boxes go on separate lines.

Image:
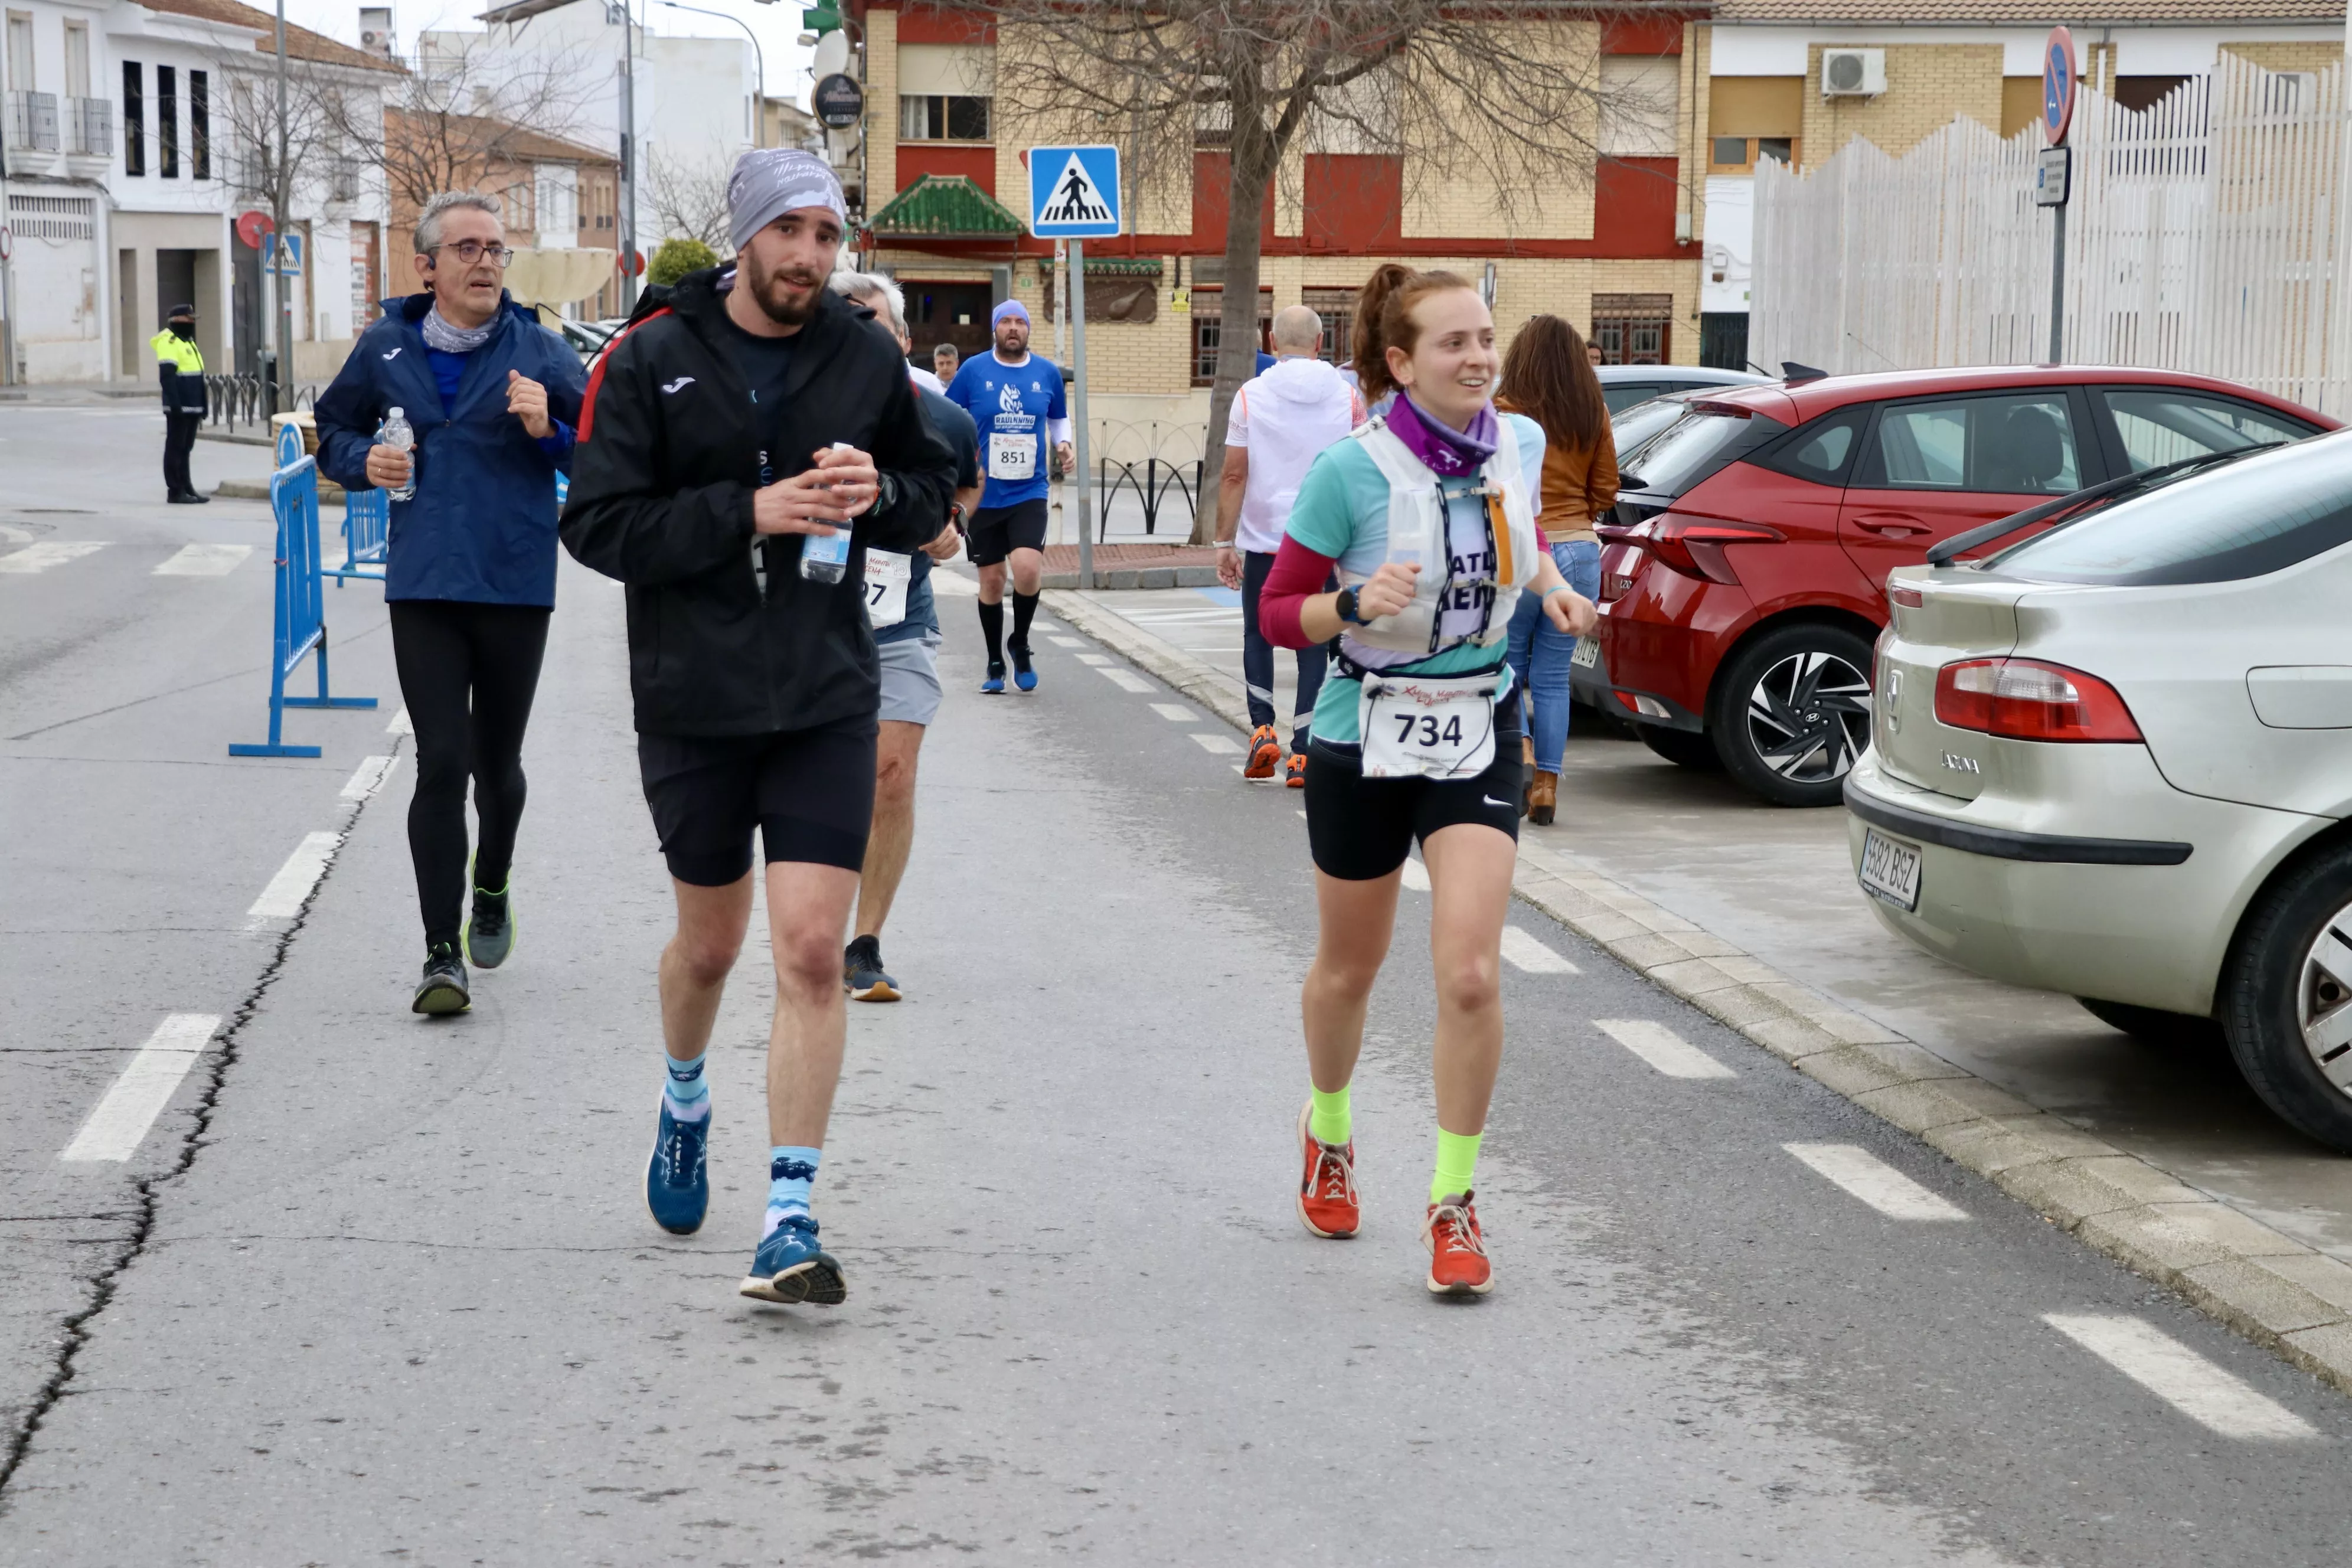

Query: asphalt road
left=5, top=410, right=2352, bottom=1562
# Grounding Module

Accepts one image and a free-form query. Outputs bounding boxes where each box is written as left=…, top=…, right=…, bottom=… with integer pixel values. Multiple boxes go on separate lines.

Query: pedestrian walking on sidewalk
left=1216, top=304, right=1364, bottom=787
left=315, top=192, right=587, bottom=1016
left=152, top=303, right=210, bottom=504
left=1497, top=315, right=1616, bottom=825
left=1257, top=264, right=1598, bottom=1296
left=942, top=300, right=1070, bottom=693
left=827, top=270, right=984, bottom=1004
left=560, top=149, right=957, bottom=1308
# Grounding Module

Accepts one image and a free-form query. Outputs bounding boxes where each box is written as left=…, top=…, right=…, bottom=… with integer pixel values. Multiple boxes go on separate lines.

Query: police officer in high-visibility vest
left=152, top=303, right=209, bottom=504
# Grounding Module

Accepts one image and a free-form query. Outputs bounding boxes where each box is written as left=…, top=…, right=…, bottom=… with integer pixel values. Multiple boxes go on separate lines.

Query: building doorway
left=906, top=281, right=993, bottom=365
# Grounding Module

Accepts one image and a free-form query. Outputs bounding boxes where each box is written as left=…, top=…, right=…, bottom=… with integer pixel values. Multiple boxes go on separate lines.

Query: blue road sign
left=263, top=230, right=306, bottom=277
left=1028, top=145, right=1121, bottom=239
left=2042, top=25, right=2077, bottom=146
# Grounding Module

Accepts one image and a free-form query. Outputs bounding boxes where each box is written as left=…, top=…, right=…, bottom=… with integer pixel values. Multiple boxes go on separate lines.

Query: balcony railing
left=5, top=90, right=61, bottom=154
left=67, top=96, right=113, bottom=158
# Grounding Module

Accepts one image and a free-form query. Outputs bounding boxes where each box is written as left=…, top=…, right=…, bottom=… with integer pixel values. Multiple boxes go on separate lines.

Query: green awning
left=868, top=175, right=1023, bottom=240
left=1073, top=257, right=1162, bottom=276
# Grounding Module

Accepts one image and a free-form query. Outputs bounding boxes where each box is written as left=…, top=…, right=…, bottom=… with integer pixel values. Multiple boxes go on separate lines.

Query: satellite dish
left=812, top=29, right=850, bottom=78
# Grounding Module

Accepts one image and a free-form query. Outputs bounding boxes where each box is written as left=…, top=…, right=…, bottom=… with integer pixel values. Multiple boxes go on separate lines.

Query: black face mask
left=170, top=322, right=196, bottom=341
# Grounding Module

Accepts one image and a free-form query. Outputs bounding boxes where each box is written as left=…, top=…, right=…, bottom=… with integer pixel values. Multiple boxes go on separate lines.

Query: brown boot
left=1528, top=769, right=1558, bottom=826
left=1520, top=735, right=1536, bottom=816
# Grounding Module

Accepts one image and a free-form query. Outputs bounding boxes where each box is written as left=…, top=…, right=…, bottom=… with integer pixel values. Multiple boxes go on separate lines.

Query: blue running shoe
left=645, top=1099, right=710, bottom=1236
left=980, top=660, right=1007, bottom=694
left=737, top=1214, right=847, bottom=1306
left=1010, top=642, right=1038, bottom=692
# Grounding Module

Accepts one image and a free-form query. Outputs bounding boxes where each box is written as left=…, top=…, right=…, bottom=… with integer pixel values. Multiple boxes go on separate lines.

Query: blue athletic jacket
left=315, top=292, right=587, bottom=606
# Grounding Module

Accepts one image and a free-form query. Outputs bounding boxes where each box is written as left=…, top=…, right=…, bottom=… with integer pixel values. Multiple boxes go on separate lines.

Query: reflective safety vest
left=151, top=328, right=204, bottom=376
left=1335, top=414, right=1543, bottom=659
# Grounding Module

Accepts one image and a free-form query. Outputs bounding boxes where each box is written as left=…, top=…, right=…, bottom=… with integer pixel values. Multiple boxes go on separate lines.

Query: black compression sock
left=978, top=599, right=1005, bottom=665
left=1010, top=591, right=1040, bottom=652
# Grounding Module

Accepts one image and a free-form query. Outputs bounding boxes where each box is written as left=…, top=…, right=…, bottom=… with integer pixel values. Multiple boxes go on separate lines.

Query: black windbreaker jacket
left=560, top=268, right=959, bottom=736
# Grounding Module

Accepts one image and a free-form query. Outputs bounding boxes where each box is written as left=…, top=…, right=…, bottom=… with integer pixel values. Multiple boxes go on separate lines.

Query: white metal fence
left=1751, top=56, right=2352, bottom=416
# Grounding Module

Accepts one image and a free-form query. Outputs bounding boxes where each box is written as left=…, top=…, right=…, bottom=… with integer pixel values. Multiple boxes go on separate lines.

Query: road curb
left=1044, top=585, right=2352, bottom=1403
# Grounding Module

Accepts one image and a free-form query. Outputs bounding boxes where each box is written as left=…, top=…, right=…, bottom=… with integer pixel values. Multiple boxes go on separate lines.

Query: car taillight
left=1888, top=582, right=1924, bottom=609
left=1932, top=658, right=2144, bottom=742
left=1621, top=515, right=1783, bottom=586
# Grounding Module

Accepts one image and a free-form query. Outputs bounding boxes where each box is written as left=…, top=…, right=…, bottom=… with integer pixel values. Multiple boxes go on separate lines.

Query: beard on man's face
left=746, top=250, right=824, bottom=327
left=996, top=324, right=1028, bottom=355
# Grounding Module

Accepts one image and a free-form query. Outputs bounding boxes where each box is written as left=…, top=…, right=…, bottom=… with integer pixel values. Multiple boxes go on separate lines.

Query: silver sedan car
left=1845, top=433, right=2352, bottom=1148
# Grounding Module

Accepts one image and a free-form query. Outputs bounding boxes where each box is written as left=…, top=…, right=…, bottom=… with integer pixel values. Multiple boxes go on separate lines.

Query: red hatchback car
left=1572, top=365, right=2337, bottom=805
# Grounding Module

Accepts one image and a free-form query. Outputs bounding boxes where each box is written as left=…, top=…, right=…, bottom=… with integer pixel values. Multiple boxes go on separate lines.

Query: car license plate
left=1858, top=828, right=1923, bottom=912
left=1571, top=637, right=1600, bottom=670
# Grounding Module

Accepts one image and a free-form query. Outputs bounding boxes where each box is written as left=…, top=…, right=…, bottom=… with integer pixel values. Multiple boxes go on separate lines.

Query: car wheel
left=2077, top=997, right=2224, bottom=1051
left=1707, top=623, right=1876, bottom=808
left=2220, top=842, right=2352, bottom=1152
left=1639, top=725, right=1724, bottom=771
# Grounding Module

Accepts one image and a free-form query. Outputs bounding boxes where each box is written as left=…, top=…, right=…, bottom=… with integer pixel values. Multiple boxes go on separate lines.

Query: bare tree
left=644, top=146, right=734, bottom=252
left=949, top=0, right=1672, bottom=541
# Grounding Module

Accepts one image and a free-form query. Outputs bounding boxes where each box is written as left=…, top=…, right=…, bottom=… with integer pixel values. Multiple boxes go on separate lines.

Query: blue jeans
left=1242, top=549, right=1331, bottom=751
left=1505, top=540, right=1602, bottom=773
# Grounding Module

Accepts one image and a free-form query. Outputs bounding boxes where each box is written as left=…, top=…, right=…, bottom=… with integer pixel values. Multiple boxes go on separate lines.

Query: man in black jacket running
left=561, top=148, right=957, bottom=1309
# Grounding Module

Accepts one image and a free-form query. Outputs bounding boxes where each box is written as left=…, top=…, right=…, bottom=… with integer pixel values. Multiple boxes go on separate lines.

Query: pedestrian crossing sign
left=1027, top=145, right=1122, bottom=239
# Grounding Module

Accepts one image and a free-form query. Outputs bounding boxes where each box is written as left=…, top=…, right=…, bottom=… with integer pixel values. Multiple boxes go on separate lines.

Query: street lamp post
left=657, top=1, right=765, bottom=150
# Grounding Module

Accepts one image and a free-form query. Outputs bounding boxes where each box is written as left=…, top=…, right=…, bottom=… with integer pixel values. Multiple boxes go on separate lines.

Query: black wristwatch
left=1335, top=586, right=1368, bottom=625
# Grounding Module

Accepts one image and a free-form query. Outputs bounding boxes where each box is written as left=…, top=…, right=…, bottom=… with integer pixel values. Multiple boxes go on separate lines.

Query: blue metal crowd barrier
left=228, top=449, right=378, bottom=758
left=329, top=487, right=390, bottom=586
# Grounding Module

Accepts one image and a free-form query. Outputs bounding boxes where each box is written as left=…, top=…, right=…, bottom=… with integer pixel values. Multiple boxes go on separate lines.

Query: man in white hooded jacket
left=1214, top=304, right=1366, bottom=786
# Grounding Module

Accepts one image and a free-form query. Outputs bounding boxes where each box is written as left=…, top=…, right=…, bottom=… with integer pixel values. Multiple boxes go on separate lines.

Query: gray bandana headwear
left=729, top=148, right=847, bottom=253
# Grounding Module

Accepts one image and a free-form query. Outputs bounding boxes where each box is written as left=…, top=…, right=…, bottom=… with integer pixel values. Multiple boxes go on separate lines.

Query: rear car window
left=1602, top=383, right=1665, bottom=413
left=1870, top=394, right=2080, bottom=494
left=1991, top=435, right=2352, bottom=585
left=1753, top=405, right=1869, bottom=486
left=2102, top=388, right=2315, bottom=471
left=1611, top=398, right=1691, bottom=465
left=1623, top=408, right=1784, bottom=496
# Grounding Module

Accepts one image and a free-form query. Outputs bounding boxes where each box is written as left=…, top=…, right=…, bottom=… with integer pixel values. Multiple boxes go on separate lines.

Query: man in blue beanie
left=942, top=298, right=1070, bottom=692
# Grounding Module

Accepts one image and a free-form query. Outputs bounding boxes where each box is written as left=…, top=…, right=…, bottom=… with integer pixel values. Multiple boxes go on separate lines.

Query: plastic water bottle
left=381, top=407, right=417, bottom=502
left=798, top=443, right=857, bottom=584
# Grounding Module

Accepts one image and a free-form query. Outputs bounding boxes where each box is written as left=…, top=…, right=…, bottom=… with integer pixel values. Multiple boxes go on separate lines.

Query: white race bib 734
left=1357, top=672, right=1499, bottom=780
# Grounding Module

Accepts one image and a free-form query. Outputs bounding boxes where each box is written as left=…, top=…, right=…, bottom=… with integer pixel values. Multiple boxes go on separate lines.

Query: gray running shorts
left=876, top=632, right=944, bottom=726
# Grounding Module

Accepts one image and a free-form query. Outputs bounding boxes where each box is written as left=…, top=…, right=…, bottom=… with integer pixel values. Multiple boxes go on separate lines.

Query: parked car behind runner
left=1848, top=432, right=2352, bottom=1149
left=1596, top=364, right=1768, bottom=414
left=1574, top=365, right=2334, bottom=805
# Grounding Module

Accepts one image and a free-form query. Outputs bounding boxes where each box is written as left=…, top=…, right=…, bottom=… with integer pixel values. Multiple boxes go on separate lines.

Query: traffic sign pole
left=2041, top=26, right=2077, bottom=365
left=1073, top=238, right=1092, bottom=591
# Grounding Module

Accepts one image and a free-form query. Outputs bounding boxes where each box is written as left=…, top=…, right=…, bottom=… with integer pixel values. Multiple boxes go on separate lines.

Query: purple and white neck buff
left=1387, top=391, right=1500, bottom=478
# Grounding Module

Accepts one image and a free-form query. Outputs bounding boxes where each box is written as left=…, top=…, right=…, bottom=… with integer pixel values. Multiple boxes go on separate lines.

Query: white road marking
left=2043, top=1314, right=2318, bottom=1439
left=0, top=524, right=32, bottom=545
left=247, top=831, right=343, bottom=922
left=1296, top=809, right=1307, bottom=820
left=1399, top=857, right=1431, bottom=892
left=1500, top=926, right=1580, bottom=974
left=1031, top=616, right=1060, bottom=632
left=1075, top=652, right=1110, bottom=666
left=339, top=754, right=398, bottom=801
left=1783, top=1143, right=1969, bottom=1221
left=931, top=573, right=979, bottom=598
left=60, top=1014, right=221, bottom=1162
left=1149, top=703, right=1199, bottom=723
left=1593, top=1018, right=1737, bottom=1079
left=1048, top=636, right=1087, bottom=648
left=1191, top=731, right=1243, bottom=755
left=153, top=543, right=253, bottom=576
left=1099, top=668, right=1153, bottom=693
left=386, top=706, right=413, bottom=734
left=0, top=540, right=107, bottom=574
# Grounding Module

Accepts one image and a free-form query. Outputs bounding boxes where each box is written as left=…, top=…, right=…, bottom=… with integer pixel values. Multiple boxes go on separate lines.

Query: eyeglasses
left=433, top=240, right=516, bottom=267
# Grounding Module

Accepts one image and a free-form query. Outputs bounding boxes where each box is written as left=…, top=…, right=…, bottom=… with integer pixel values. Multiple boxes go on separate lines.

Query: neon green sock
left=1432, top=1129, right=1483, bottom=1204
left=1309, top=1083, right=1353, bottom=1146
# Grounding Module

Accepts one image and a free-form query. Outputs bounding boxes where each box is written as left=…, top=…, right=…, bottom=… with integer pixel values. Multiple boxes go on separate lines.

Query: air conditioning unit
left=1821, top=48, right=1886, bottom=97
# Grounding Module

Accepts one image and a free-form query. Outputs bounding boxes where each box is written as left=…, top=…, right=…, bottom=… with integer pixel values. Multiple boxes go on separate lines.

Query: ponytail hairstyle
left=1351, top=263, right=1481, bottom=406
left=1498, top=313, right=1609, bottom=454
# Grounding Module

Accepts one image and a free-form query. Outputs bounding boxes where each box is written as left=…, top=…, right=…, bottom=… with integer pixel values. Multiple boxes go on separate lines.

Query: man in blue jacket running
left=315, top=190, right=587, bottom=1016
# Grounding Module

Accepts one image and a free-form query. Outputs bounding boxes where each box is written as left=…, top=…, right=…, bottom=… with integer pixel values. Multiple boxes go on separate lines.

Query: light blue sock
left=765, top=1146, right=821, bottom=1238
left=663, top=1050, right=708, bottom=1122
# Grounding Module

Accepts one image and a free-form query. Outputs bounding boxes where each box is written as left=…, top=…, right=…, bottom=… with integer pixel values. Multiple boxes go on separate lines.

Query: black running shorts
left=966, top=498, right=1050, bottom=567
left=638, top=717, right=878, bottom=886
left=1302, top=703, right=1523, bottom=881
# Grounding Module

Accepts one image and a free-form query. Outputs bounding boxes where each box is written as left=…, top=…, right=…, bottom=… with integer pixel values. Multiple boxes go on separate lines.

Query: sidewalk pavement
left=1047, top=584, right=2352, bottom=1401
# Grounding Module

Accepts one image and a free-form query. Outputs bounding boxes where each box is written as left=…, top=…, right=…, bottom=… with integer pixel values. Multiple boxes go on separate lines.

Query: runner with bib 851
left=1257, top=264, right=1598, bottom=1297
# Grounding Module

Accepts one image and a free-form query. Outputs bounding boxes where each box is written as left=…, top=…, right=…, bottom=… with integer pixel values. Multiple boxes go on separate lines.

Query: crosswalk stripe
left=60, top=1014, right=222, bottom=1162
left=1075, top=652, right=1110, bottom=666
left=339, top=754, right=398, bottom=802
left=0, top=540, right=108, bottom=574
left=153, top=543, right=253, bottom=576
left=1191, top=731, right=1243, bottom=755
left=2043, top=1314, right=2317, bottom=1438
left=931, top=572, right=979, bottom=598
left=1099, top=667, right=1153, bottom=693
left=1048, top=636, right=1087, bottom=648
left=1500, top=926, right=1579, bottom=974
left=247, top=831, right=343, bottom=921
left=1149, top=703, right=1198, bottom=722
left=1593, top=1018, right=1737, bottom=1079
left=1783, top=1142, right=1969, bottom=1220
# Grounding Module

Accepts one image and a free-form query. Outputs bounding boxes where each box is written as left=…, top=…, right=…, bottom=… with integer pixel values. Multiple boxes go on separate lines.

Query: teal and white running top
left=1282, top=411, right=1547, bottom=747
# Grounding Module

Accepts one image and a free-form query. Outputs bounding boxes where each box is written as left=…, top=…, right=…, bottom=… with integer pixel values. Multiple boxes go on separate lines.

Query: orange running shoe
left=1286, top=752, right=1307, bottom=788
left=1295, top=1103, right=1360, bottom=1238
left=1244, top=723, right=1281, bottom=779
left=1422, top=1192, right=1492, bottom=1295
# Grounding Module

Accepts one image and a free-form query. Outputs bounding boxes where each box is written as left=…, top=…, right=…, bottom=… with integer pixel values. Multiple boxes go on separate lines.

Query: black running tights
left=389, top=600, right=551, bottom=949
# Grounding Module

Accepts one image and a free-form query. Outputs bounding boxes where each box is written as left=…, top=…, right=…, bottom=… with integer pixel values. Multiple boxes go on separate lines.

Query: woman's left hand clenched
left=1543, top=587, right=1599, bottom=638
